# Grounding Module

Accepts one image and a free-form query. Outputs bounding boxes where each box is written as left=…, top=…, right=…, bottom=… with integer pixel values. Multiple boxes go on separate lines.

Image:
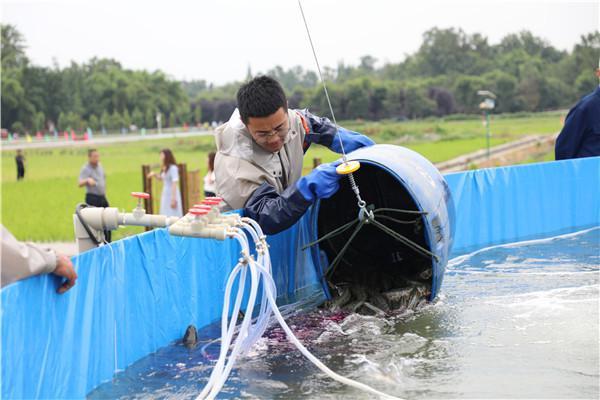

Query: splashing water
left=89, top=227, right=599, bottom=399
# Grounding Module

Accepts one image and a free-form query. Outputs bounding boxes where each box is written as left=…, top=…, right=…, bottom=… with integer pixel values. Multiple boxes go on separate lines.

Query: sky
left=1, top=0, right=598, bottom=84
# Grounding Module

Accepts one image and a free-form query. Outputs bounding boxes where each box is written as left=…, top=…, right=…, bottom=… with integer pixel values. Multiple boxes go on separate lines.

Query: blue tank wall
left=2, top=156, right=599, bottom=399
left=446, top=157, right=600, bottom=256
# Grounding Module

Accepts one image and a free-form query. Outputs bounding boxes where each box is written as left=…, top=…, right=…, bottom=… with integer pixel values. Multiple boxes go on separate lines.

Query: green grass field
left=1, top=112, right=563, bottom=241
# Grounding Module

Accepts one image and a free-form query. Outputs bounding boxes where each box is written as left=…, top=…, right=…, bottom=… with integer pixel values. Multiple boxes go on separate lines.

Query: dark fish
left=183, top=324, right=198, bottom=349
left=382, top=286, right=429, bottom=311
left=323, top=285, right=352, bottom=311
left=322, top=277, right=429, bottom=315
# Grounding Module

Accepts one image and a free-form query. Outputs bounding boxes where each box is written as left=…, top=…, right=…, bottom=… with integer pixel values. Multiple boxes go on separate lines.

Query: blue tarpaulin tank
left=3, top=151, right=598, bottom=399
left=310, top=144, right=455, bottom=301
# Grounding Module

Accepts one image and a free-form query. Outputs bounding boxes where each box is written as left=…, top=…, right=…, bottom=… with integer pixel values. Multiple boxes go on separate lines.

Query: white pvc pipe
left=118, top=212, right=172, bottom=228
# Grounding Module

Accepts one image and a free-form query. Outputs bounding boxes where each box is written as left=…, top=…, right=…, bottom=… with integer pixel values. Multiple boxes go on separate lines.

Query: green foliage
left=2, top=23, right=598, bottom=133
left=1, top=24, right=190, bottom=133
left=188, top=28, right=599, bottom=122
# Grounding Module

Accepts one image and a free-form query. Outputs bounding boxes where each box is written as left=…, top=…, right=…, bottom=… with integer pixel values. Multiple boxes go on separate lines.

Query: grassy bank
left=1, top=111, right=563, bottom=241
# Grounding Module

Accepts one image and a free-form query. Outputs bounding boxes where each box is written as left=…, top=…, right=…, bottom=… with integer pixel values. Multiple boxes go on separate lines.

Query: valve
left=131, top=192, right=150, bottom=218
left=189, top=208, right=209, bottom=232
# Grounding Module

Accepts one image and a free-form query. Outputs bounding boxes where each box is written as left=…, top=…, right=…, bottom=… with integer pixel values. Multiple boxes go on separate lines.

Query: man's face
left=89, top=151, right=100, bottom=165
left=245, top=107, right=289, bottom=153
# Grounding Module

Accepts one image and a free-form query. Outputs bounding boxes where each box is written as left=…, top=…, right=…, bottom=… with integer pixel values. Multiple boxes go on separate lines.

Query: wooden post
left=178, top=163, right=189, bottom=214
left=187, top=169, right=202, bottom=207
left=142, top=165, right=153, bottom=231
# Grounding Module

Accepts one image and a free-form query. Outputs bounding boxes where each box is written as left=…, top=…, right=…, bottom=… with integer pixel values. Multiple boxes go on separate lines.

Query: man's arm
left=298, top=109, right=375, bottom=153
left=1, top=225, right=77, bottom=293
left=244, top=183, right=312, bottom=235
left=555, top=105, right=587, bottom=160
left=243, top=162, right=341, bottom=235
left=78, top=166, right=95, bottom=187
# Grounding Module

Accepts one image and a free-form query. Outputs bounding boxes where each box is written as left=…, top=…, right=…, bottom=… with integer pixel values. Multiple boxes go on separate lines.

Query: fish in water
left=182, top=324, right=198, bottom=349
left=322, top=282, right=430, bottom=316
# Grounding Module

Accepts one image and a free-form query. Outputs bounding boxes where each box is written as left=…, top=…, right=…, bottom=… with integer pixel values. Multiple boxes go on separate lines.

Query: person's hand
left=146, top=171, right=155, bottom=179
left=87, top=177, right=96, bottom=186
left=331, top=128, right=375, bottom=153
left=170, top=199, right=178, bottom=209
left=296, top=161, right=342, bottom=202
left=53, top=254, right=77, bottom=294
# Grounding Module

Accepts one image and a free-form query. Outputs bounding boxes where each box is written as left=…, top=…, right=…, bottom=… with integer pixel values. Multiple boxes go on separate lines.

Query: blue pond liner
left=1, top=153, right=598, bottom=399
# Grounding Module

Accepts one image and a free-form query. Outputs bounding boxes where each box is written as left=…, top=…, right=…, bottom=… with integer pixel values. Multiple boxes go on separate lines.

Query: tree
left=32, top=111, right=45, bottom=131
left=2, top=24, right=598, bottom=130
left=132, top=108, right=144, bottom=126
left=145, top=109, right=155, bottom=129
left=453, top=76, right=486, bottom=113
left=88, top=114, right=100, bottom=131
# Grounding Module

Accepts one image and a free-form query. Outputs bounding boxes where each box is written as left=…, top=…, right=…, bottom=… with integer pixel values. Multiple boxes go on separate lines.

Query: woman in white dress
left=147, top=148, right=183, bottom=217
left=203, top=151, right=216, bottom=197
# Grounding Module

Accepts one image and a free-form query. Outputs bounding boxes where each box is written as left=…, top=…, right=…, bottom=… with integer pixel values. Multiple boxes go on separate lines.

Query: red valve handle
left=193, top=204, right=212, bottom=210
left=131, top=192, right=150, bottom=199
left=202, top=200, right=220, bottom=205
left=204, top=196, right=223, bottom=202
left=189, top=208, right=209, bottom=216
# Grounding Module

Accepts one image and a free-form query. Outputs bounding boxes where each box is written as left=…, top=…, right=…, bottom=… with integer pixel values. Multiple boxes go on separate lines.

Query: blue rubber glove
left=243, top=161, right=342, bottom=234
left=330, top=128, right=375, bottom=154
left=296, top=161, right=342, bottom=202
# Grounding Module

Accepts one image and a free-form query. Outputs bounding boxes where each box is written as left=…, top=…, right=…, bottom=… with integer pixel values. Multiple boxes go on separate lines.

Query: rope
left=369, top=218, right=440, bottom=262
left=301, top=218, right=358, bottom=250
left=374, top=214, right=422, bottom=225
left=324, top=219, right=366, bottom=277
left=304, top=206, right=439, bottom=280
left=373, top=207, right=428, bottom=215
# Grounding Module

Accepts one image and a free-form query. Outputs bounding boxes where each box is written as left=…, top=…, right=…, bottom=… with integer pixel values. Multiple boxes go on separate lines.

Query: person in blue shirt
left=555, top=67, right=600, bottom=160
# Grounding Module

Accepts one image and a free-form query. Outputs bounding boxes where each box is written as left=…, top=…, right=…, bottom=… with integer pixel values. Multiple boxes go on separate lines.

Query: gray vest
left=214, top=109, right=307, bottom=210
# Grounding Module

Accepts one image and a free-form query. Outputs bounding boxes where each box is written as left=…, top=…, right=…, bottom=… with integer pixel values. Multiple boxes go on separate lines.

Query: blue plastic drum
left=310, top=144, right=455, bottom=302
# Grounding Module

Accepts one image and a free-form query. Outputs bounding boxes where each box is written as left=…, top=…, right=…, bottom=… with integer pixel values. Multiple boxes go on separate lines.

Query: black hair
left=236, top=76, right=287, bottom=124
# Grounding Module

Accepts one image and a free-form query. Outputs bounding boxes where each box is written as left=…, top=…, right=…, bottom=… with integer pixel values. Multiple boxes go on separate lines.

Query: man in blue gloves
left=214, top=76, right=374, bottom=234
left=555, top=65, right=600, bottom=160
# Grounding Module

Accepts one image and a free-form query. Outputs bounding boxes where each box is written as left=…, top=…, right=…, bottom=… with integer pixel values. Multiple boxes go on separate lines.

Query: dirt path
left=435, top=134, right=557, bottom=173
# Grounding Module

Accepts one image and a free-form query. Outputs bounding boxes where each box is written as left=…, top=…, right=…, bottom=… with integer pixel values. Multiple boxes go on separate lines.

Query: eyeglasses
left=254, top=118, right=290, bottom=139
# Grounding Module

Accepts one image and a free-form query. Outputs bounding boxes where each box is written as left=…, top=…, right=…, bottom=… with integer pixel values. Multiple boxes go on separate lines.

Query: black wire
left=373, top=207, right=428, bottom=215
left=324, top=219, right=366, bottom=278
left=369, top=218, right=439, bottom=262
left=374, top=214, right=421, bottom=225
left=302, top=218, right=358, bottom=250
left=75, top=203, right=101, bottom=246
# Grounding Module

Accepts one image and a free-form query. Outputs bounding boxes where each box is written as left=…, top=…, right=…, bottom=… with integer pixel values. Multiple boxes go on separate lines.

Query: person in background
left=15, top=149, right=25, bottom=180
left=204, top=151, right=217, bottom=197
left=555, top=63, right=600, bottom=160
left=1, top=225, right=77, bottom=293
left=147, top=148, right=183, bottom=217
left=78, top=149, right=111, bottom=242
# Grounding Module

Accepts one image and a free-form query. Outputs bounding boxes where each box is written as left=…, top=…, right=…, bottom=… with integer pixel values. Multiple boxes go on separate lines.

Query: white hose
left=196, top=221, right=401, bottom=400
